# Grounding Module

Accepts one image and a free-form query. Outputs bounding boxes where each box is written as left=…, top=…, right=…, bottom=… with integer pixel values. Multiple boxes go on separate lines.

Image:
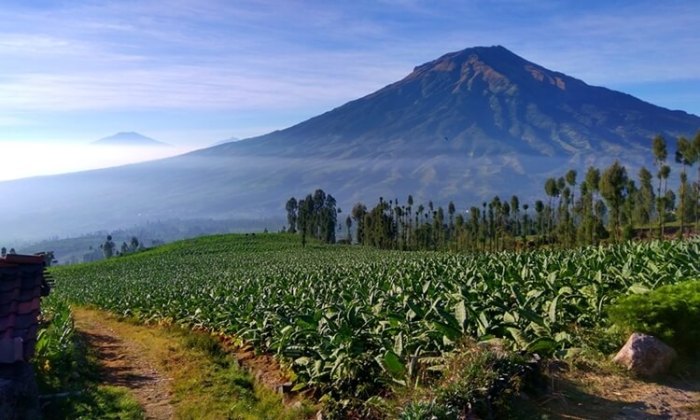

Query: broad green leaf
left=454, top=300, right=467, bottom=328
left=628, top=283, right=651, bottom=294
left=381, top=350, right=406, bottom=378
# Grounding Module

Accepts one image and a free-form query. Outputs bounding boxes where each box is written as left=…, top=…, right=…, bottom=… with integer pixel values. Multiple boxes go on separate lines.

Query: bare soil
left=540, top=365, right=700, bottom=419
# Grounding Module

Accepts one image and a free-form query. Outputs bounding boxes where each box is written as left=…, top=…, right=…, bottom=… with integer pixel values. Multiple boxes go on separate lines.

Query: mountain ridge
left=204, top=45, right=697, bottom=161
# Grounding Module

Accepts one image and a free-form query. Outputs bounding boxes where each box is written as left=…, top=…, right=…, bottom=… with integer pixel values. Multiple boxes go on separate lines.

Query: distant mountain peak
left=405, top=45, right=570, bottom=95
left=93, top=132, right=169, bottom=147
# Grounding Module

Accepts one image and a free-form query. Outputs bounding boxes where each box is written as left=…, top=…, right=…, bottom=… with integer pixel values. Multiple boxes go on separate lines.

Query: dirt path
left=542, top=367, right=700, bottom=419
left=73, top=309, right=174, bottom=419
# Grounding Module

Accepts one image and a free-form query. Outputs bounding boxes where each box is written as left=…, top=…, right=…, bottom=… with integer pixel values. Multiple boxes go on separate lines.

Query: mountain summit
left=93, top=132, right=168, bottom=147
left=219, top=45, right=698, bottom=159
left=1, top=46, right=699, bottom=241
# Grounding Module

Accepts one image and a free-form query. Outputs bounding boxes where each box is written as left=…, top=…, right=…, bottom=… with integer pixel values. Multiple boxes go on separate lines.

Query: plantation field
left=51, top=234, right=700, bottom=397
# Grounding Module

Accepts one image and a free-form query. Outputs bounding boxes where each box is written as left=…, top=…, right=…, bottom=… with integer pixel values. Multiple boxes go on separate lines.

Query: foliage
left=288, top=189, right=338, bottom=246
left=401, top=347, right=529, bottom=419
left=35, top=294, right=75, bottom=385
left=51, top=234, right=700, bottom=404
left=608, top=279, right=700, bottom=356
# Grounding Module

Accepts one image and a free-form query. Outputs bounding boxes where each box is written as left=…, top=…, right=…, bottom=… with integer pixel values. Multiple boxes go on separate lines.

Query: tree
left=320, top=194, right=337, bottom=244
left=544, top=177, right=558, bottom=239
left=634, top=167, right=655, bottom=226
left=448, top=201, right=456, bottom=240
left=534, top=200, right=544, bottom=240
left=130, top=236, right=140, bottom=252
left=101, top=235, right=115, bottom=258
left=675, top=136, right=694, bottom=237
left=510, top=195, right=520, bottom=236
left=600, top=161, right=629, bottom=241
left=693, top=130, right=700, bottom=231
left=297, top=195, right=313, bottom=247
left=652, top=135, right=669, bottom=237
left=577, top=167, right=601, bottom=245
left=351, top=203, right=368, bottom=245
left=345, top=216, right=353, bottom=243
left=565, top=170, right=577, bottom=220
left=285, top=197, right=298, bottom=233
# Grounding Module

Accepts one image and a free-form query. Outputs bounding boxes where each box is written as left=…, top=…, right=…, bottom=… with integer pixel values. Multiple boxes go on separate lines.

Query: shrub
left=608, top=279, right=700, bottom=356
left=34, top=294, right=76, bottom=389
left=400, top=346, right=530, bottom=419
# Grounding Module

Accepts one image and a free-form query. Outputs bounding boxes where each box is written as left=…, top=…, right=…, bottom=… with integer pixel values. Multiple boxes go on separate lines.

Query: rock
left=613, top=333, right=676, bottom=377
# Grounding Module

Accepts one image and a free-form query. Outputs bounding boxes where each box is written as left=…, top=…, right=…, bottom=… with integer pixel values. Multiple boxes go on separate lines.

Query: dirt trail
left=73, top=309, right=174, bottom=419
left=543, top=367, right=700, bottom=419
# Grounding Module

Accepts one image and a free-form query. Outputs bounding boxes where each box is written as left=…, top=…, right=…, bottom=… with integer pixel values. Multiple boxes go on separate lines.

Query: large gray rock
left=613, top=333, right=677, bottom=377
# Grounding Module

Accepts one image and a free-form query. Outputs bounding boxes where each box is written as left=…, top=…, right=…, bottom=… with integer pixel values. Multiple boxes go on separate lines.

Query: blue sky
left=0, top=1, right=699, bottom=156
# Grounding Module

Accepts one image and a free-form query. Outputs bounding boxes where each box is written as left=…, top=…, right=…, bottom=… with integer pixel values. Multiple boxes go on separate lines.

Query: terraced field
left=51, top=234, right=700, bottom=396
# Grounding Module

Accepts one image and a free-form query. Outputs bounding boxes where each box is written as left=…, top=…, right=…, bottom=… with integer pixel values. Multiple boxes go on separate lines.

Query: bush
left=400, top=347, right=531, bottom=419
left=608, top=279, right=700, bottom=356
left=34, top=294, right=76, bottom=389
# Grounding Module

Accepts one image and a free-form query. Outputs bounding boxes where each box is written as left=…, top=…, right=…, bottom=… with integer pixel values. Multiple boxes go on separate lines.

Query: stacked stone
left=0, top=255, right=45, bottom=364
left=0, top=254, right=47, bottom=419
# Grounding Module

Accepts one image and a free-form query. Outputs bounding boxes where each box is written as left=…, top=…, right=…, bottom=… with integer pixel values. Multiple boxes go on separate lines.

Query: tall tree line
left=285, top=189, right=338, bottom=246
left=284, top=132, right=700, bottom=251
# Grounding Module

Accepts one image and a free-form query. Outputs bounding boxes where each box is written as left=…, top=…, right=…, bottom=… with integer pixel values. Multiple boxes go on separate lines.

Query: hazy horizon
left=0, top=141, right=194, bottom=181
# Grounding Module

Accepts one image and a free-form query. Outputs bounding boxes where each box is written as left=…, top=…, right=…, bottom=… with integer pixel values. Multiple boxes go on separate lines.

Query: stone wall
left=0, top=254, right=49, bottom=418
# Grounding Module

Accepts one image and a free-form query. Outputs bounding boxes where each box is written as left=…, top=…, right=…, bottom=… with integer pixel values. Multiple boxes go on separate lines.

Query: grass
left=73, top=307, right=315, bottom=419
left=34, top=297, right=144, bottom=419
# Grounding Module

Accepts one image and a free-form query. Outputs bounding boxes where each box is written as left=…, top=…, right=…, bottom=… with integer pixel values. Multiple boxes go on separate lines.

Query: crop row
left=51, top=235, right=700, bottom=394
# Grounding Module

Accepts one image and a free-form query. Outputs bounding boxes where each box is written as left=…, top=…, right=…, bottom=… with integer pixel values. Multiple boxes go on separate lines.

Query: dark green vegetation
left=400, top=347, right=532, bottom=419
left=609, top=279, right=700, bottom=357
left=284, top=189, right=338, bottom=246
left=49, top=234, right=700, bottom=414
left=34, top=295, right=144, bottom=419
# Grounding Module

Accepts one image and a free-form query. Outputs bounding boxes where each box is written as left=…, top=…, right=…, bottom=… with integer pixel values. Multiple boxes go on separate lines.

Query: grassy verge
left=34, top=295, right=144, bottom=419
left=73, top=307, right=315, bottom=419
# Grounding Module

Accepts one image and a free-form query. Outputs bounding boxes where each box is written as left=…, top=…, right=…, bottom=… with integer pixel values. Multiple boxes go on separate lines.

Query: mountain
left=93, top=132, right=169, bottom=147
left=1, top=46, right=699, bottom=242
left=217, top=45, right=698, bottom=158
left=211, top=137, right=240, bottom=147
